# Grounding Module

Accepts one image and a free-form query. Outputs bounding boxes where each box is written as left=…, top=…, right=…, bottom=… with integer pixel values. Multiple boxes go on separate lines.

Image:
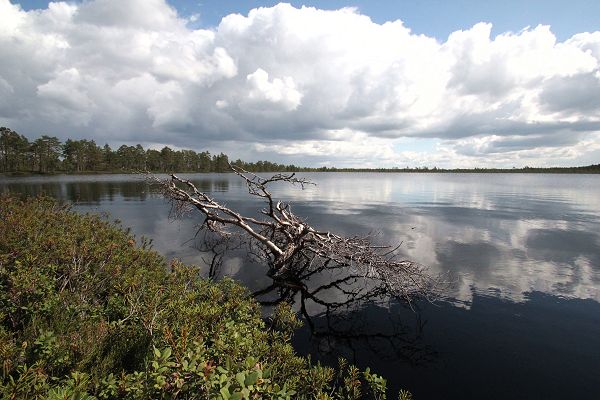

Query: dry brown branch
left=150, top=166, right=443, bottom=330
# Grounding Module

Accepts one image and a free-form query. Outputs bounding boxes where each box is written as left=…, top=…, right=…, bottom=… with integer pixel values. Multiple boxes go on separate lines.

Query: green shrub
left=0, top=195, right=409, bottom=399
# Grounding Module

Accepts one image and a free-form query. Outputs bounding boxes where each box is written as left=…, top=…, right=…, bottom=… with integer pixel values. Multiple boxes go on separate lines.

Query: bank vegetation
left=0, top=195, right=413, bottom=399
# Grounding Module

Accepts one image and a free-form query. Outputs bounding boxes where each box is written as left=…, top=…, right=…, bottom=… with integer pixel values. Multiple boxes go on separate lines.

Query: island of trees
left=2, top=127, right=599, bottom=174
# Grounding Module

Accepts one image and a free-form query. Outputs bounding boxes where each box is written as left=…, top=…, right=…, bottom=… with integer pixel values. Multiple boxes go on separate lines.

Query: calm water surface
left=2, top=173, right=599, bottom=399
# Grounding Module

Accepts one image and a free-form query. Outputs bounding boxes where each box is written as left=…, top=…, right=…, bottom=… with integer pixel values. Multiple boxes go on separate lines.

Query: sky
left=1, top=0, right=600, bottom=168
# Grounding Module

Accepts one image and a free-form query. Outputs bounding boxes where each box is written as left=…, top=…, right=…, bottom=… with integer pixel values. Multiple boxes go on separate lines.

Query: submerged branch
left=150, top=166, right=444, bottom=331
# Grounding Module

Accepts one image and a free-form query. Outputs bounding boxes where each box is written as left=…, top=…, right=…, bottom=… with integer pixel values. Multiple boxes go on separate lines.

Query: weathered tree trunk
left=151, top=166, right=443, bottom=330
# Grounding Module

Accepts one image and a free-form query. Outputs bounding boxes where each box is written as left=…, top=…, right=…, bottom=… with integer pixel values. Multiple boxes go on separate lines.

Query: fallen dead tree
left=151, top=166, right=442, bottom=332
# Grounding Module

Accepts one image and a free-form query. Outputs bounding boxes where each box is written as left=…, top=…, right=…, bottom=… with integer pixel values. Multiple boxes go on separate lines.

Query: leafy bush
left=0, top=195, right=408, bottom=399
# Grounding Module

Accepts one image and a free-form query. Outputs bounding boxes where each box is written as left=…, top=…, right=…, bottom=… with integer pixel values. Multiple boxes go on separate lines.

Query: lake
left=1, top=172, right=599, bottom=399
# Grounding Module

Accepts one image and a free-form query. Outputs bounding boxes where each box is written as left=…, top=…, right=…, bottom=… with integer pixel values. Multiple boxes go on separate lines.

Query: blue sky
left=2, top=0, right=600, bottom=167
left=15, top=0, right=600, bottom=41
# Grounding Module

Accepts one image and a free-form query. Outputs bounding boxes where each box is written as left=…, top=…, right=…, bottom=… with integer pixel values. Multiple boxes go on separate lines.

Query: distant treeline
left=0, top=127, right=299, bottom=174
left=315, top=165, right=600, bottom=173
left=1, top=127, right=599, bottom=174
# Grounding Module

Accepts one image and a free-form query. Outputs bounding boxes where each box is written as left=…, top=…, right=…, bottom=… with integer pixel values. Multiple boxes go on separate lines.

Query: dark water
left=2, top=173, right=599, bottom=399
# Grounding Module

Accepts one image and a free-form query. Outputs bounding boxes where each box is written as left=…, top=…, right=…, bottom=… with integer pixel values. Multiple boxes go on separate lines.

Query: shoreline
left=2, top=168, right=600, bottom=177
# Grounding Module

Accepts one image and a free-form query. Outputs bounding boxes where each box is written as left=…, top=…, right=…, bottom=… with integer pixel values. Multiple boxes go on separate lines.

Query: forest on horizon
left=1, top=127, right=599, bottom=174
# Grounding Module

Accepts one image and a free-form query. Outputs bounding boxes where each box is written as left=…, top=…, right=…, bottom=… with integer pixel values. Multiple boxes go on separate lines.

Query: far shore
left=2, top=166, right=600, bottom=177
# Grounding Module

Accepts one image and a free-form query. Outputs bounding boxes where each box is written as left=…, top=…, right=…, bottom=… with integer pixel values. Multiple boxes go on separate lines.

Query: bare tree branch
left=150, top=166, right=444, bottom=331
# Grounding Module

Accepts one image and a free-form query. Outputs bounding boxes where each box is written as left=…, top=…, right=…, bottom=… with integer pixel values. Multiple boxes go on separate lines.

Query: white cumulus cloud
left=246, top=68, right=302, bottom=111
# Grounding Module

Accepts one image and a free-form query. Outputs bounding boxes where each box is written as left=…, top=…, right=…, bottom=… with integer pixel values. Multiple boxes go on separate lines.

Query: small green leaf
left=235, top=372, right=245, bottom=387
left=162, top=347, right=172, bottom=359
left=245, top=371, right=259, bottom=386
left=220, top=387, right=230, bottom=400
